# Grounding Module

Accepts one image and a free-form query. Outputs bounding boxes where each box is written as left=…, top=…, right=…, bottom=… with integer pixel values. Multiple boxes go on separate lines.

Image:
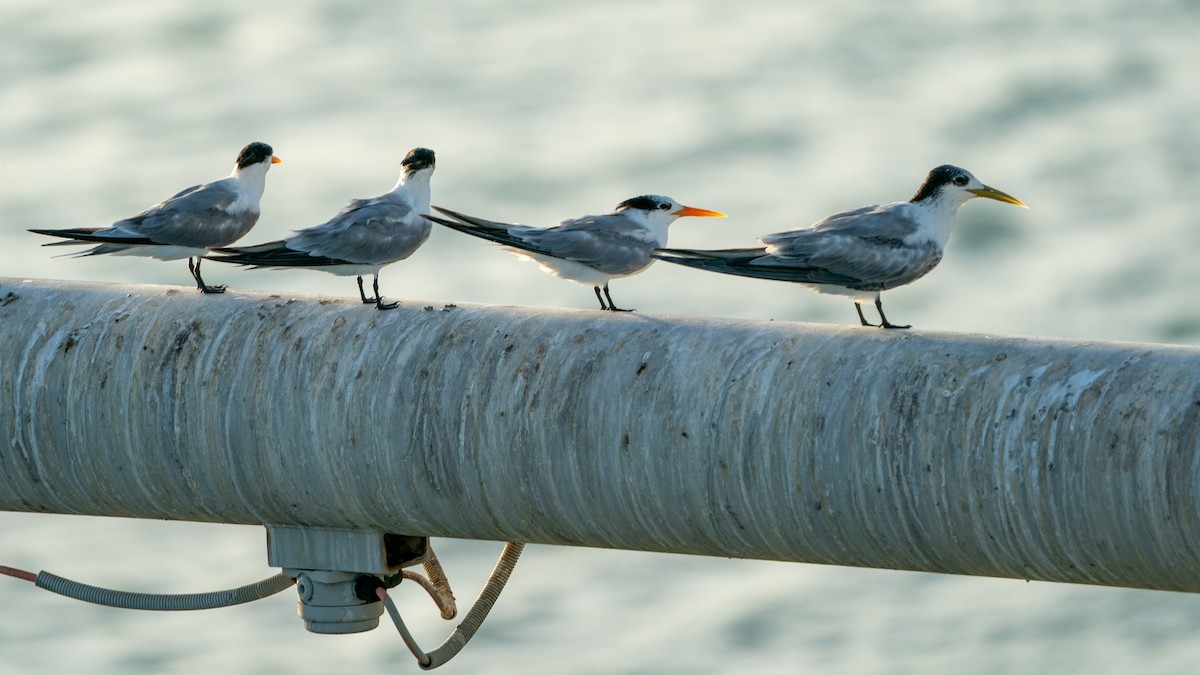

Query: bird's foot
left=880, top=322, right=911, bottom=330
left=604, top=306, right=635, bottom=313
left=376, top=298, right=399, bottom=310
left=361, top=296, right=378, bottom=305
left=854, top=305, right=875, bottom=327
left=199, top=284, right=228, bottom=294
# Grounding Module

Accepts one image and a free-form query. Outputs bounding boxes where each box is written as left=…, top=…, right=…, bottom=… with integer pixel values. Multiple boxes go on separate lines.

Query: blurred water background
left=2, top=1, right=1199, bottom=673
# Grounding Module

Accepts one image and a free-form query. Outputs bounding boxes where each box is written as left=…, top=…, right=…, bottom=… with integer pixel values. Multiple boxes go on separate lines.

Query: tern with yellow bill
left=655, top=165, right=1026, bottom=328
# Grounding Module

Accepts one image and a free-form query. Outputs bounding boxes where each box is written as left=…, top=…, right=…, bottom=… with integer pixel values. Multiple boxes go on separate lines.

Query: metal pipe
left=2, top=277, right=1199, bottom=592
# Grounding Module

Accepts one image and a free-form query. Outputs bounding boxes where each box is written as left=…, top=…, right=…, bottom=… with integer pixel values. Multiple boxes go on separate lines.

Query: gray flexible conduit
left=383, top=541, right=525, bottom=670
left=35, top=571, right=296, bottom=611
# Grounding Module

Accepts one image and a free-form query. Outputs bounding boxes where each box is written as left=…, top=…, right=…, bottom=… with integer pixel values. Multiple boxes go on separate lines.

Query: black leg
left=190, top=257, right=227, bottom=294
left=593, top=286, right=609, bottom=310
left=602, top=284, right=633, bottom=312
left=357, top=276, right=378, bottom=304
left=373, top=275, right=398, bottom=310
left=854, top=303, right=876, bottom=327
left=876, top=297, right=910, bottom=330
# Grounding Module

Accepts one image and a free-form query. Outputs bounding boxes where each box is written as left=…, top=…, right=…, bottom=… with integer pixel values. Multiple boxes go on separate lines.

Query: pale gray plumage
left=655, top=165, right=1026, bottom=328
left=511, top=214, right=661, bottom=277
left=72, top=183, right=261, bottom=254
left=278, top=194, right=429, bottom=266
left=754, top=203, right=944, bottom=291
left=212, top=147, right=435, bottom=310
left=30, top=141, right=280, bottom=293
left=428, top=195, right=725, bottom=311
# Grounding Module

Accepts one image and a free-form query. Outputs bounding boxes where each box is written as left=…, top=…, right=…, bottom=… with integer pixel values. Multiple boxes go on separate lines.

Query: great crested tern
left=30, top=142, right=281, bottom=293
left=427, top=195, right=725, bottom=311
left=211, top=147, right=436, bottom=310
left=655, top=165, right=1025, bottom=328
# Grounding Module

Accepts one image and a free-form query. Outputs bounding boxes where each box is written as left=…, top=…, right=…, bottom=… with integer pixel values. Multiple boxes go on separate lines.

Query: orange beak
left=674, top=205, right=726, bottom=218
left=271, top=155, right=283, bottom=164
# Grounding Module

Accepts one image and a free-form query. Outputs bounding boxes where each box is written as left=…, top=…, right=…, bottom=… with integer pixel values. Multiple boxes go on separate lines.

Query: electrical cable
left=1, top=563, right=294, bottom=611
left=401, top=569, right=456, bottom=620
left=1, top=565, right=36, bottom=583
left=5, top=540, right=521, bottom=667
left=419, top=550, right=458, bottom=619
left=381, top=541, right=525, bottom=670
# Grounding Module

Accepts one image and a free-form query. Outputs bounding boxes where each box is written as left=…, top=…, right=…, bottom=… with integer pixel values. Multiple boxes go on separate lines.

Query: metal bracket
left=265, top=525, right=430, bottom=634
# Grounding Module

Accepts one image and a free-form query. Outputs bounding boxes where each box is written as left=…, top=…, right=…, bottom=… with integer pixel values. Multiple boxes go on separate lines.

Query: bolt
left=296, top=573, right=314, bottom=603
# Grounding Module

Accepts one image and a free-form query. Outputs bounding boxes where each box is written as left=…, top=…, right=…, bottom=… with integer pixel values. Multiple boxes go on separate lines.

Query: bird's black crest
left=401, top=147, right=436, bottom=173
left=910, top=164, right=969, bottom=202
left=616, top=195, right=670, bottom=212
left=236, top=142, right=275, bottom=169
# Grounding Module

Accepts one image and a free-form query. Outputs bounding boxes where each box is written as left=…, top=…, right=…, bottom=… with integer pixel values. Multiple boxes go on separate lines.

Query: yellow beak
left=675, top=205, right=727, bottom=218
left=271, top=155, right=283, bottom=165
left=968, top=185, right=1026, bottom=208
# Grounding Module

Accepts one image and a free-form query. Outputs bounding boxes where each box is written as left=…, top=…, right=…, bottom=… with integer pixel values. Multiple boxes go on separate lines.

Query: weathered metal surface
left=2, top=277, right=1199, bottom=592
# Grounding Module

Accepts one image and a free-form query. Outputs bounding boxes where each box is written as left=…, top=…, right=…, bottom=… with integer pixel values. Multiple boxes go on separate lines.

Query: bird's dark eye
left=953, top=175, right=969, bottom=186
left=659, top=203, right=671, bottom=211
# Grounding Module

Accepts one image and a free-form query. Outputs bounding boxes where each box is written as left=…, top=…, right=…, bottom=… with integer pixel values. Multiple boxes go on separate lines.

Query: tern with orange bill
left=427, top=195, right=725, bottom=311
left=30, top=142, right=281, bottom=293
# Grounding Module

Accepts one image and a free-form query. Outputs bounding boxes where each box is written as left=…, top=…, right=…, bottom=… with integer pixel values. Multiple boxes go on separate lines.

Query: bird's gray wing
left=284, top=196, right=430, bottom=265
left=525, top=215, right=657, bottom=276
left=430, top=208, right=656, bottom=276
left=757, top=203, right=938, bottom=288
left=655, top=246, right=869, bottom=287
left=803, top=202, right=922, bottom=239
left=116, top=178, right=257, bottom=248
left=659, top=204, right=940, bottom=290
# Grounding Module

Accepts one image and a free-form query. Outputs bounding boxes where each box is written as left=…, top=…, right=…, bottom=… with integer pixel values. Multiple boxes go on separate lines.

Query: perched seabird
left=427, top=196, right=725, bottom=311
left=30, top=142, right=281, bottom=293
left=655, top=165, right=1026, bottom=328
left=212, top=147, right=436, bottom=310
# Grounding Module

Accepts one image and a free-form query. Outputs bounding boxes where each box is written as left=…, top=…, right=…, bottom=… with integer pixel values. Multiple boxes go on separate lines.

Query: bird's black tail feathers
left=209, top=241, right=350, bottom=268
left=654, top=247, right=863, bottom=286
left=426, top=206, right=558, bottom=258
left=29, top=227, right=154, bottom=246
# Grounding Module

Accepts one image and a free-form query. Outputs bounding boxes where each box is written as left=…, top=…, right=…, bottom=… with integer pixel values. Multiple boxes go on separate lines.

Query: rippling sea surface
left=2, top=2, right=1199, bottom=673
